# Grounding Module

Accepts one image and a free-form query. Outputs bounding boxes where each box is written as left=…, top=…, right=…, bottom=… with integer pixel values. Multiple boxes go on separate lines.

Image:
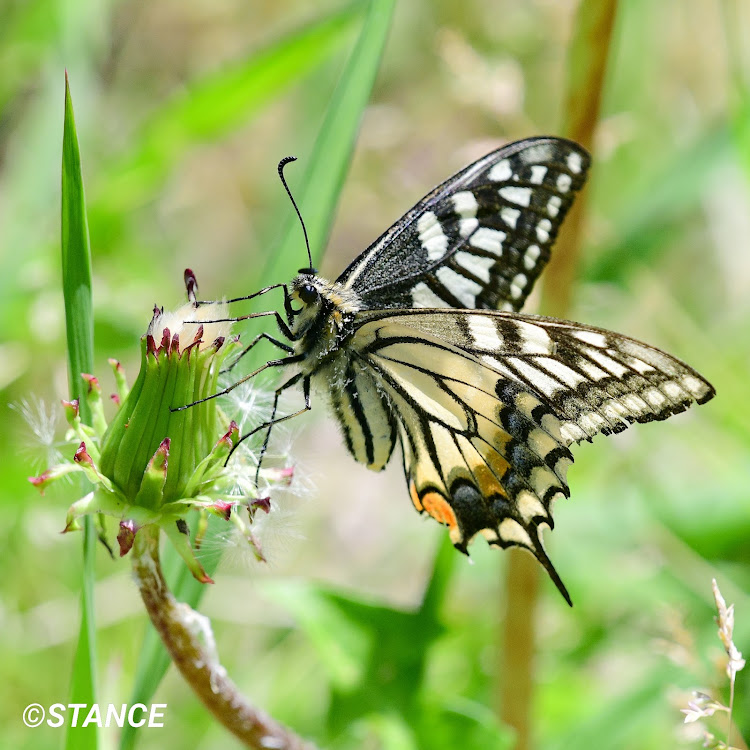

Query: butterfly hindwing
left=339, top=309, right=715, bottom=600
left=338, top=137, right=589, bottom=313
left=350, top=314, right=576, bottom=600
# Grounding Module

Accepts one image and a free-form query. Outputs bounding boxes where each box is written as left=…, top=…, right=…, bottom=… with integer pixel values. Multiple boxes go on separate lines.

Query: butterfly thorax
left=290, top=274, right=362, bottom=372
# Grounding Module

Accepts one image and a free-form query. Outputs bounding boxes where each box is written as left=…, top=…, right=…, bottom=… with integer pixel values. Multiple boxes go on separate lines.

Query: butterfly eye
left=298, top=284, right=319, bottom=305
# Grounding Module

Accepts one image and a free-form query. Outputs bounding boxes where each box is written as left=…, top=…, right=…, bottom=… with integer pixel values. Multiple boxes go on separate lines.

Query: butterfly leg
left=171, top=353, right=306, bottom=411
left=226, top=282, right=296, bottom=324
left=223, top=373, right=311, bottom=480
left=252, top=374, right=310, bottom=483
left=221, top=332, right=294, bottom=374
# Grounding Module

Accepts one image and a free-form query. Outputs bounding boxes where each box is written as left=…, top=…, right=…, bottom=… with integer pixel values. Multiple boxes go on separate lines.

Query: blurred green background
left=1, top=0, right=749, bottom=748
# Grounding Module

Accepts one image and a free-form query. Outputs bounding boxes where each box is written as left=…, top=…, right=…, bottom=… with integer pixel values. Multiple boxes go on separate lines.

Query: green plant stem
left=498, top=2, right=619, bottom=747
left=131, top=526, right=318, bottom=750
left=62, top=71, right=98, bottom=750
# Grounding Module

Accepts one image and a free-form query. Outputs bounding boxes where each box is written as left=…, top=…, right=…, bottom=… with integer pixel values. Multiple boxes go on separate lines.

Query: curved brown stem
left=131, top=525, right=318, bottom=750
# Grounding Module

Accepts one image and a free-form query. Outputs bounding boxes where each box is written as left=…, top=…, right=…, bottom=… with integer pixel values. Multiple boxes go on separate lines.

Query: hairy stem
left=131, top=526, right=318, bottom=750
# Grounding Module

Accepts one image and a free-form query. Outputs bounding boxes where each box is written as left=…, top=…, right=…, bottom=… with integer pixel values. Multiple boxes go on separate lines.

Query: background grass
left=1, top=0, right=749, bottom=748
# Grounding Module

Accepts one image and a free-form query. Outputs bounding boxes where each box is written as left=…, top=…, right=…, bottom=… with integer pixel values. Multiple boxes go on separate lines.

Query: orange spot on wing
left=472, top=464, right=509, bottom=499
left=409, top=480, right=423, bottom=511
left=483, top=450, right=510, bottom=482
left=421, top=492, right=459, bottom=534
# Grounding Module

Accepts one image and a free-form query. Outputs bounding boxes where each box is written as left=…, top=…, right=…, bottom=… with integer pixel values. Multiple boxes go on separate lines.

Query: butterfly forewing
left=338, top=137, right=589, bottom=313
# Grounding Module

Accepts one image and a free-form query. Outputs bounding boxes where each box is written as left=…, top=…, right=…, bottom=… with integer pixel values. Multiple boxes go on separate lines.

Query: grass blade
left=61, top=71, right=98, bottom=750
left=120, top=2, right=395, bottom=746
left=258, top=0, right=397, bottom=283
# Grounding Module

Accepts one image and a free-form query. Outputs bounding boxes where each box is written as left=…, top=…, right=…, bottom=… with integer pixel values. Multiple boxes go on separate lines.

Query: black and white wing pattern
left=262, top=136, right=715, bottom=604
left=337, top=137, right=589, bottom=313
left=347, top=309, right=715, bottom=603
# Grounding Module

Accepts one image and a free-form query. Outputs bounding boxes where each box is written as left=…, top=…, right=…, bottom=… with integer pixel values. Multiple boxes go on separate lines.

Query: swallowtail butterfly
left=227, top=137, right=715, bottom=604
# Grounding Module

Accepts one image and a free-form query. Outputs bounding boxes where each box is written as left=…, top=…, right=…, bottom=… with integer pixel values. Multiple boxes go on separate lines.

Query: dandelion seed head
left=221, top=377, right=275, bottom=434
left=11, top=397, right=65, bottom=468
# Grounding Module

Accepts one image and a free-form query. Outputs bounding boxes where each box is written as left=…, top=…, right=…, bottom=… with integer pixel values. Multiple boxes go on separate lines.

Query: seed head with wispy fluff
left=28, top=275, right=293, bottom=583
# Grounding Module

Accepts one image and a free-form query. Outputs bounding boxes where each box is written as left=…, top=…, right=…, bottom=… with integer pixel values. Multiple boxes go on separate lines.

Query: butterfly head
left=289, top=273, right=361, bottom=340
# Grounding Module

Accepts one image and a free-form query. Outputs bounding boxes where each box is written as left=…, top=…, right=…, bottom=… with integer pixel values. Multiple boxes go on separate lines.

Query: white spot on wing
left=547, top=195, right=562, bottom=217
left=452, top=190, right=478, bottom=217
left=498, top=518, right=533, bottom=547
left=621, top=393, right=648, bottom=415
left=499, top=185, right=532, bottom=206
left=573, top=330, right=608, bottom=347
left=507, top=358, right=562, bottom=396
left=435, top=266, right=482, bottom=307
left=523, top=244, right=541, bottom=271
left=529, top=467, right=558, bottom=500
left=520, top=143, right=553, bottom=164
left=643, top=388, right=667, bottom=408
left=560, top=422, right=586, bottom=444
left=557, top=173, right=572, bottom=192
left=501, top=206, right=521, bottom=228
left=517, top=490, right=547, bottom=523
left=417, top=211, right=448, bottom=261
left=527, top=427, right=558, bottom=460
left=682, top=374, right=710, bottom=398
left=459, top=218, right=479, bottom=238
left=567, top=151, right=583, bottom=174
left=470, top=227, right=505, bottom=256
left=662, top=381, right=686, bottom=400
left=584, top=348, right=629, bottom=377
left=622, top=356, right=655, bottom=374
left=576, top=359, right=608, bottom=381
left=468, top=315, right=503, bottom=349
left=529, top=165, right=547, bottom=184
left=535, top=358, right=586, bottom=388
left=455, top=251, right=494, bottom=283
left=578, top=411, right=607, bottom=435
left=489, top=159, right=513, bottom=182
left=510, top=273, right=528, bottom=300
left=411, top=281, right=447, bottom=308
left=536, top=218, right=552, bottom=243
left=514, top=320, right=553, bottom=353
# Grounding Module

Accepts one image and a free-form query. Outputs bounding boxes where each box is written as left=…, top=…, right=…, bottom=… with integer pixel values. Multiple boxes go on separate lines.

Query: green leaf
left=265, top=541, right=508, bottom=749
left=264, top=580, right=371, bottom=689
left=61, top=71, right=98, bottom=750
left=119, top=2, right=395, bottom=746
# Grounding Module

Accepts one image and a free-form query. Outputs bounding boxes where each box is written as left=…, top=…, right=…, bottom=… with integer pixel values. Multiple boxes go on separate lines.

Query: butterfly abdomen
left=323, top=358, right=397, bottom=471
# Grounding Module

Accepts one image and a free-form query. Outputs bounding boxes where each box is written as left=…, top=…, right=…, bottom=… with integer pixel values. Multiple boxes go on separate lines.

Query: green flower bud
left=99, top=301, right=234, bottom=507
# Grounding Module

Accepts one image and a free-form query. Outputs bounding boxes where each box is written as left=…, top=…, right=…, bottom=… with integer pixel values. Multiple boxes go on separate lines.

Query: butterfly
left=227, top=137, right=715, bottom=604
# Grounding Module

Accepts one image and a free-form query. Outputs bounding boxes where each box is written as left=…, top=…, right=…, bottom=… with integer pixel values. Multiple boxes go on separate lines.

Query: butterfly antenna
left=278, top=156, right=315, bottom=274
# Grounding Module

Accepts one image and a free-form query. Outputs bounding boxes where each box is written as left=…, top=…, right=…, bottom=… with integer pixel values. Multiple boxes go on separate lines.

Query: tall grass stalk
left=61, top=71, right=98, bottom=750
left=498, top=2, right=619, bottom=747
